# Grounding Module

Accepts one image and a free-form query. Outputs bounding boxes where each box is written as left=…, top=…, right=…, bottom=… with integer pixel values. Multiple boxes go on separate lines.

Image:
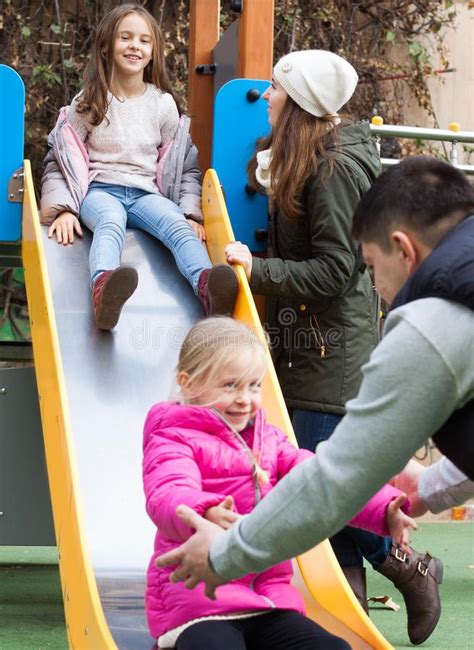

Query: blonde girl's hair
left=247, top=96, right=345, bottom=221
left=178, top=317, right=269, bottom=486
left=76, top=4, right=183, bottom=126
left=177, top=317, right=267, bottom=404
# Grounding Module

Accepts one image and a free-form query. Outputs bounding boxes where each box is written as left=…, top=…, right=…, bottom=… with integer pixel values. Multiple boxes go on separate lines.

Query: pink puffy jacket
left=143, top=402, right=404, bottom=640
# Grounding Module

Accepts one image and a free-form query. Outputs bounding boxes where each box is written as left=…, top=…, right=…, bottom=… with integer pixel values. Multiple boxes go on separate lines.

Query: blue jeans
left=80, top=182, right=212, bottom=292
left=292, top=408, right=392, bottom=569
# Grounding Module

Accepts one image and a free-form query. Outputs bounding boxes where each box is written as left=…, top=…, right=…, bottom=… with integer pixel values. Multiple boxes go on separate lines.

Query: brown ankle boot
left=342, top=566, right=369, bottom=614
left=376, top=544, right=443, bottom=645
left=198, top=264, right=238, bottom=316
left=92, top=266, right=138, bottom=330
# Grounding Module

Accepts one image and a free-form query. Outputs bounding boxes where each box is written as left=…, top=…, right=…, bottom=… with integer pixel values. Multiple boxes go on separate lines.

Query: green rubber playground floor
left=0, top=523, right=472, bottom=649
left=0, top=547, right=67, bottom=649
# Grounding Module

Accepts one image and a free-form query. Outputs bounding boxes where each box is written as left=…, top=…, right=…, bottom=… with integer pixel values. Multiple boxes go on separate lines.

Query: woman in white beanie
left=226, top=49, right=441, bottom=645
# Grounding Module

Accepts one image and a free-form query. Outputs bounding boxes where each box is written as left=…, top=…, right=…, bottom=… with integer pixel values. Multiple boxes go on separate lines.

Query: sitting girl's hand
left=204, top=496, right=240, bottom=530
left=186, top=218, right=206, bottom=242
left=386, top=493, right=417, bottom=554
left=48, top=211, right=83, bottom=245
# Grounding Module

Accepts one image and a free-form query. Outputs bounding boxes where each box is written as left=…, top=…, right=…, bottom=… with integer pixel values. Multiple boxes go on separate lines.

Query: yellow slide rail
left=22, top=160, right=116, bottom=649
left=203, top=169, right=392, bottom=650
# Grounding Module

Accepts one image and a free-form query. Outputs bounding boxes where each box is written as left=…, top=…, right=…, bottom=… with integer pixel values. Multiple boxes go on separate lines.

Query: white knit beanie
left=273, top=50, right=358, bottom=117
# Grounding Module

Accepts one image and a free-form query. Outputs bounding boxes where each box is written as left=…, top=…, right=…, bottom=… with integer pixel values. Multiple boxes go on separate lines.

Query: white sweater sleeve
left=419, top=457, right=474, bottom=514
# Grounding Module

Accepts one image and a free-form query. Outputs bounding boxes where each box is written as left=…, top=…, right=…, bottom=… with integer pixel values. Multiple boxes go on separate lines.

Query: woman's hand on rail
left=225, top=241, right=253, bottom=280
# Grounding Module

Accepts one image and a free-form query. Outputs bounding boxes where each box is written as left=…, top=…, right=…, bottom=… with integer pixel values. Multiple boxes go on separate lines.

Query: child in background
left=41, top=4, right=237, bottom=330
left=143, top=317, right=415, bottom=649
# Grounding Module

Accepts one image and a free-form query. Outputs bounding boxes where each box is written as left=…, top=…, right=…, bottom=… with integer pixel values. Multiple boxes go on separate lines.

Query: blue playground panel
left=0, top=65, right=25, bottom=242
left=212, top=79, right=270, bottom=252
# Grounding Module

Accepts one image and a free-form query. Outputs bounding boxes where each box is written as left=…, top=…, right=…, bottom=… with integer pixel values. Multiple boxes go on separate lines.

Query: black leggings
left=175, top=610, right=351, bottom=650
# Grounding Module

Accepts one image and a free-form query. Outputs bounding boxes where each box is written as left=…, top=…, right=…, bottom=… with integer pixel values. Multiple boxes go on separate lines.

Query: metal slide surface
left=35, top=202, right=203, bottom=648
left=22, top=164, right=391, bottom=649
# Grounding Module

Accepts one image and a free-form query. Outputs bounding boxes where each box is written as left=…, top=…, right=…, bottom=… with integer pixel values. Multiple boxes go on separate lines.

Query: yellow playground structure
left=3, top=2, right=473, bottom=648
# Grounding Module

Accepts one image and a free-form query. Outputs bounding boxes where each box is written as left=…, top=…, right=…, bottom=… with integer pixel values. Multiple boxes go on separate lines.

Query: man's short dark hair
left=352, top=156, right=474, bottom=250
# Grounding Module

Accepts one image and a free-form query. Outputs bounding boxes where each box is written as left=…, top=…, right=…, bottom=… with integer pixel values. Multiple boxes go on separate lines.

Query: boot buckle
left=417, top=561, right=429, bottom=576
left=395, top=547, right=407, bottom=563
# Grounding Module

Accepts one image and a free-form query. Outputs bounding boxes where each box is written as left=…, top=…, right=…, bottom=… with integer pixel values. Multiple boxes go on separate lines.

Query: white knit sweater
left=67, top=84, right=179, bottom=194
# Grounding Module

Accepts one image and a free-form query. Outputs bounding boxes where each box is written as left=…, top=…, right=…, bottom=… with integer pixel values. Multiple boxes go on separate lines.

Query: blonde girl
left=41, top=4, right=237, bottom=330
left=142, top=317, right=414, bottom=649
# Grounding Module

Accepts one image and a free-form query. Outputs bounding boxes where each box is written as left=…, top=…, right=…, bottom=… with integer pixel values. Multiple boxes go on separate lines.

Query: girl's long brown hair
left=76, top=4, right=183, bottom=126
left=248, top=97, right=344, bottom=221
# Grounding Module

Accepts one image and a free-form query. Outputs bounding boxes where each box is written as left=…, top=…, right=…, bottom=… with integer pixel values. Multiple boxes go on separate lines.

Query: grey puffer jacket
left=40, top=109, right=202, bottom=225
left=250, top=122, right=381, bottom=415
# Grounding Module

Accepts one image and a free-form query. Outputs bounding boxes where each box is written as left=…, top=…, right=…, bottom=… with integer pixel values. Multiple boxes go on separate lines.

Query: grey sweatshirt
left=210, top=298, right=474, bottom=579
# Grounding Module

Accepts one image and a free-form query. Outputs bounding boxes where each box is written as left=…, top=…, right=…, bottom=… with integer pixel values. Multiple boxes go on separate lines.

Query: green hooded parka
left=250, top=122, right=381, bottom=414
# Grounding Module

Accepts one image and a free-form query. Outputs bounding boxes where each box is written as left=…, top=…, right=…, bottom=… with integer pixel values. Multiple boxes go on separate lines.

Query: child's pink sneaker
left=92, top=266, right=138, bottom=330
left=198, top=264, right=238, bottom=316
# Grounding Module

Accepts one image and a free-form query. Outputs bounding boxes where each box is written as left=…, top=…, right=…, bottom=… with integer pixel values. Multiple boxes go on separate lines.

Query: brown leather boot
left=376, top=544, right=443, bottom=645
left=342, top=566, right=369, bottom=614
left=197, top=264, right=238, bottom=316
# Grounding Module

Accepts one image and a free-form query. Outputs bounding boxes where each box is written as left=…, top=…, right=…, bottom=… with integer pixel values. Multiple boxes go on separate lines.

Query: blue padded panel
left=212, top=78, right=270, bottom=252
left=0, top=65, right=25, bottom=242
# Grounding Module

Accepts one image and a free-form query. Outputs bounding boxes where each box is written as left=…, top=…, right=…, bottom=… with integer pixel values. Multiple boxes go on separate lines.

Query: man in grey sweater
left=157, top=157, right=474, bottom=620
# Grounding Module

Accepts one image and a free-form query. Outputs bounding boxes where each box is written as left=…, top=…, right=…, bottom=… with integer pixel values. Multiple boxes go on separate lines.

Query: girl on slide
left=143, top=317, right=415, bottom=649
left=41, top=4, right=237, bottom=330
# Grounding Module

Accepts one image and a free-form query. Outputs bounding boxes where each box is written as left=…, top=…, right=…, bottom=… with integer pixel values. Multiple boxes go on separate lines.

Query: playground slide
left=22, top=162, right=392, bottom=649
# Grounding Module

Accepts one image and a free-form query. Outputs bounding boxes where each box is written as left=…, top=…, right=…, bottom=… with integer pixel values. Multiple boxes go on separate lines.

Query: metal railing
left=369, top=118, right=474, bottom=175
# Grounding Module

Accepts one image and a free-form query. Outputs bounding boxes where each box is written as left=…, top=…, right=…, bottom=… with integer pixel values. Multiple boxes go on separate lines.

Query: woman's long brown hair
left=76, top=4, right=183, bottom=126
left=248, top=97, right=343, bottom=221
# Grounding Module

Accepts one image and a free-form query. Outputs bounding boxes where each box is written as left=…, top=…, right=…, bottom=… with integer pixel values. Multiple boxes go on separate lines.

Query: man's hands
left=204, top=496, right=240, bottom=530
left=390, top=459, right=428, bottom=517
left=155, top=505, right=229, bottom=600
left=225, top=241, right=252, bottom=280
left=186, top=218, right=206, bottom=242
left=48, top=211, right=83, bottom=245
left=386, top=493, right=417, bottom=554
